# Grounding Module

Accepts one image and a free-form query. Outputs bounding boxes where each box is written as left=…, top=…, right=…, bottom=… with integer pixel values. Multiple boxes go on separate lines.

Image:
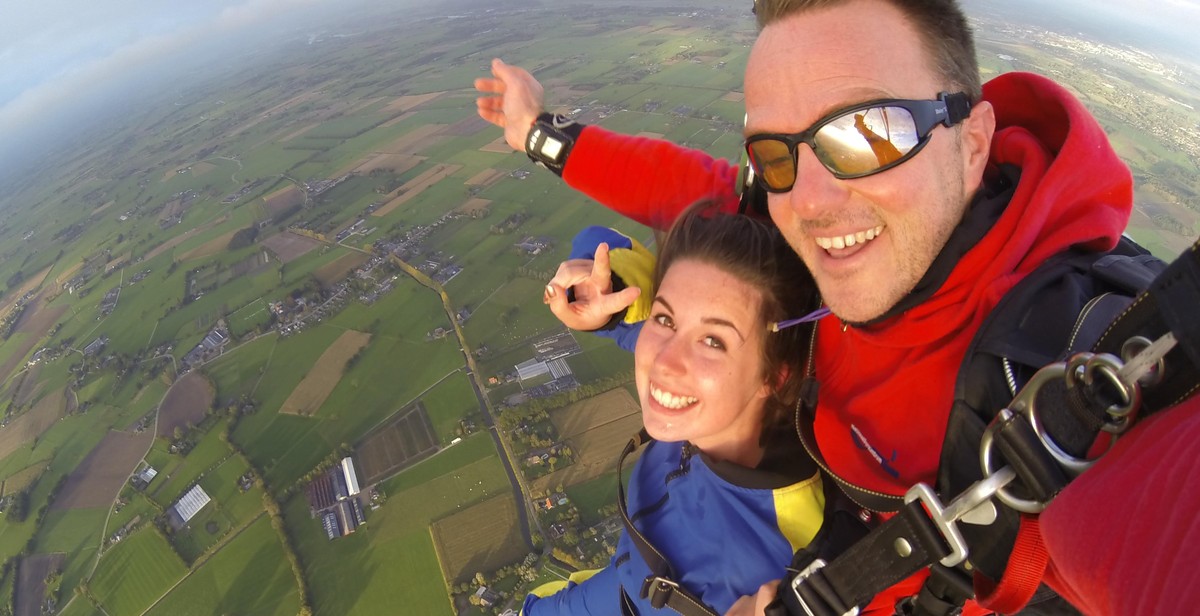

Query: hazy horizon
left=3, top=0, right=1200, bottom=189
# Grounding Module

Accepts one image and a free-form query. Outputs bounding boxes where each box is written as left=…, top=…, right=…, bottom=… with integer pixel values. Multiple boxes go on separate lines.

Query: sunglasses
left=744, top=92, right=972, bottom=193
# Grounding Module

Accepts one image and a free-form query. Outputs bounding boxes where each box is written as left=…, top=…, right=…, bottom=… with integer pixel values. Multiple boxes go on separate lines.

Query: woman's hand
left=544, top=243, right=640, bottom=331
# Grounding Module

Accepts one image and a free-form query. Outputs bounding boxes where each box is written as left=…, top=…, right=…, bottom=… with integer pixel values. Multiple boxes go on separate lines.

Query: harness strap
left=616, top=430, right=720, bottom=616
left=972, top=515, right=1048, bottom=613
left=778, top=500, right=949, bottom=616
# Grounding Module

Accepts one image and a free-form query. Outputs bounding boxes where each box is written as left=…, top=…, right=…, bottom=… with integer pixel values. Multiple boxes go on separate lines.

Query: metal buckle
left=903, top=484, right=969, bottom=568
left=903, top=469, right=1015, bottom=567
left=642, top=575, right=679, bottom=610
left=786, top=559, right=859, bottom=616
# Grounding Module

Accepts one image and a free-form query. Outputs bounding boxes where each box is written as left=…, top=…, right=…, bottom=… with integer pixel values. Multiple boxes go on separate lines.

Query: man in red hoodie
left=476, top=1, right=1200, bottom=614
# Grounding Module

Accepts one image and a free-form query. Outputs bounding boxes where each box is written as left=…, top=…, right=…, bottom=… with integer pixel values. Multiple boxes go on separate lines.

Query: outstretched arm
left=475, top=58, right=744, bottom=231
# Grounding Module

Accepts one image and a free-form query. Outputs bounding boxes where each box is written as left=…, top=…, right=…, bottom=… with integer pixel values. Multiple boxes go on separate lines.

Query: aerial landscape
left=0, top=0, right=1197, bottom=615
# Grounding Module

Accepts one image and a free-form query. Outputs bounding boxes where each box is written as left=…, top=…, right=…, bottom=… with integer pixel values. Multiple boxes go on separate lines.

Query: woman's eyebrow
left=702, top=317, right=745, bottom=343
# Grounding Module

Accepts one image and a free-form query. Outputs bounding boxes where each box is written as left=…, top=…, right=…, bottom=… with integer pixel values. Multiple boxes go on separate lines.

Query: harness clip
left=785, top=559, right=860, bottom=616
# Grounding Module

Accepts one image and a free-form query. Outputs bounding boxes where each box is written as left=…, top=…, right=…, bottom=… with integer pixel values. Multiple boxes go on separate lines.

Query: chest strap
left=772, top=236, right=1200, bottom=616
left=617, top=430, right=721, bottom=616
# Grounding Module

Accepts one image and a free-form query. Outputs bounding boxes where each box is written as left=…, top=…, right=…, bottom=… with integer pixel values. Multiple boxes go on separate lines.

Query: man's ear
left=960, top=100, right=995, bottom=194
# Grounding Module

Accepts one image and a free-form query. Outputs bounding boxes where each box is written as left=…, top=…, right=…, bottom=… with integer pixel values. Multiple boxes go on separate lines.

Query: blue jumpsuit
left=522, top=434, right=824, bottom=615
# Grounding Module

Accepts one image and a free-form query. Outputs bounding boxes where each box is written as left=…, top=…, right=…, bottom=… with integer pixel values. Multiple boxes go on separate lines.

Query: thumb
left=602, top=286, right=641, bottom=313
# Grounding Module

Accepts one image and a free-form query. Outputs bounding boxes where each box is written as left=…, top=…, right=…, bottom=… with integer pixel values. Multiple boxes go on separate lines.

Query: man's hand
left=544, top=243, right=641, bottom=331
left=724, top=581, right=780, bottom=616
left=474, top=58, right=545, bottom=152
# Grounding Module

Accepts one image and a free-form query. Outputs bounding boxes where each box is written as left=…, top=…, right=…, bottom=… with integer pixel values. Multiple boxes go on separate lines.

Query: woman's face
left=634, top=258, right=774, bottom=460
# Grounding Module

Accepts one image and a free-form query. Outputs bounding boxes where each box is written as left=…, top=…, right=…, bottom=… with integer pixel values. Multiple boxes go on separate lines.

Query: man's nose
left=785, top=145, right=850, bottom=218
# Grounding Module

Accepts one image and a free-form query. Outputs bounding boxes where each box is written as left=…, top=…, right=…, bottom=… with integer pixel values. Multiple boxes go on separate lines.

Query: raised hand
left=543, top=243, right=641, bottom=331
left=474, top=58, right=545, bottom=152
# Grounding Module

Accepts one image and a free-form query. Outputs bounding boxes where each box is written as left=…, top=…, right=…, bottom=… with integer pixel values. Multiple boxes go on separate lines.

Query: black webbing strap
left=616, top=430, right=720, bottom=616
left=777, top=500, right=951, bottom=616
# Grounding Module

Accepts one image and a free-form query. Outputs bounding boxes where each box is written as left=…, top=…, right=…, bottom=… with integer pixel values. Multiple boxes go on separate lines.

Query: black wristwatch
left=525, top=112, right=581, bottom=176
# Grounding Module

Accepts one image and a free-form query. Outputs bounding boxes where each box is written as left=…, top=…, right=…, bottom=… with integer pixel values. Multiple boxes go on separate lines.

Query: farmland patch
left=260, top=231, right=322, bottom=263
left=15, top=553, right=64, bottom=616
left=158, top=371, right=215, bottom=437
left=278, top=330, right=371, bottom=416
left=530, top=388, right=642, bottom=493
left=349, top=153, right=424, bottom=176
left=52, top=430, right=153, bottom=511
left=370, top=164, right=462, bottom=218
left=1, top=463, right=46, bottom=497
left=355, top=401, right=438, bottom=484
left=430, top=494, right=526, bottom=584
left=381, top=92, right=444, bottom=115
left=0, top=388, right=67, bottom=463
left=314, top=251, right=370, bottom=287
left=179, top=230, right=239, bottom=262
left=478, top=136, right=515, bottom=153
left=463, top=168, right=504, bottom=188
left=262, top=185, right=304, bottom=217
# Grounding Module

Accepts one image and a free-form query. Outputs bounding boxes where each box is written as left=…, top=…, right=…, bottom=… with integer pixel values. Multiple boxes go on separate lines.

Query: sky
left=2, top=0, right=1199, bottom=179
left=0, top=0, right=384, bottom=177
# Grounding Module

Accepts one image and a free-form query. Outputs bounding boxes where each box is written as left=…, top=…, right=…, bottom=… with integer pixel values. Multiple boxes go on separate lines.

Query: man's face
left=745, top=0, right=990, bottom=323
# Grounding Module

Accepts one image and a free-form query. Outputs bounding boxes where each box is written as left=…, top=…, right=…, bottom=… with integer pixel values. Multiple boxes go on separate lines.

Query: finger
left=476, top=97, right=503, bottom=112
left=591, top=243, right=614, bottom=285
left=545, top=283, right=581, bottom=327
left=477, top=107, right=504, bottom=126
left=474, top=77, right=505, bottom=94
left=596, top=285, right=640, bottom=314
left=548, top=259, right=598, bottom=290
left=754, top=581, right=780, bottom=614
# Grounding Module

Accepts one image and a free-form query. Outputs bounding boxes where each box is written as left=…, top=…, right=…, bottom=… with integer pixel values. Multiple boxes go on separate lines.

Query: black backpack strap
left=616, top=430, right=720, bottom=616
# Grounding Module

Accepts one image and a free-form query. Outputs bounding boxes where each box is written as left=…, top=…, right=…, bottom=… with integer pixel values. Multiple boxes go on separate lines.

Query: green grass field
left=146, top=515, right=300, bottom=616
left=414, top=372, right=479, bottom=444
left=91, top=526, right=188, bottom=616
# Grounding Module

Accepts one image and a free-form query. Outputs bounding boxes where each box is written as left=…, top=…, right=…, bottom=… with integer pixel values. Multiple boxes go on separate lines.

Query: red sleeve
left=562, top=125, right=742, bottom=230
left=1040, top=397, right=1200, bottom=615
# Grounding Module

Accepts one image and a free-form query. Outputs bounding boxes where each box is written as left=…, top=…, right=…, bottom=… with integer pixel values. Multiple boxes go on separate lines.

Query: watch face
left=539, top=137, right=564, bottom=161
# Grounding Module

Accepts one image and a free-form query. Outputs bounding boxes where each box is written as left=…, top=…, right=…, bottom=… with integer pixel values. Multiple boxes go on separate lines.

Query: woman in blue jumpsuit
left=523, top=205, right=826, bottom=615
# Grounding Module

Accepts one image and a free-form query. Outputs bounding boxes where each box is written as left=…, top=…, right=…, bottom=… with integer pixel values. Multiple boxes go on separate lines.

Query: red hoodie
left=560, top=72, right=1200, bottom=614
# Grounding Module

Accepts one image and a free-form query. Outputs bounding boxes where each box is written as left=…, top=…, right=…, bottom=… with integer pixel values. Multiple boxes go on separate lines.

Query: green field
left=91, top=527, right=188, bottom=616
left=146, top=516, right=300, bottom=616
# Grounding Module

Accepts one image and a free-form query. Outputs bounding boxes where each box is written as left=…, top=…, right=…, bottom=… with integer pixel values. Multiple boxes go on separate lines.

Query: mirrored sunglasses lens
left=748, top=139, right=796, bottom=190
left=815, top=106, right=920, bottom=176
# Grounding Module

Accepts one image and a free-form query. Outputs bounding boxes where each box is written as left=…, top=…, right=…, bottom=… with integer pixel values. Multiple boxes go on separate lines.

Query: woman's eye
left=702, top=336, right=726, bottom=350
left=652, top=314, right=674, bottom=328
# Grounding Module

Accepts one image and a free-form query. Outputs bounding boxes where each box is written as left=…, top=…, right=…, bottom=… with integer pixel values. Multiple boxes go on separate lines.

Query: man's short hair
left=753, top=0, right=982, bottom=101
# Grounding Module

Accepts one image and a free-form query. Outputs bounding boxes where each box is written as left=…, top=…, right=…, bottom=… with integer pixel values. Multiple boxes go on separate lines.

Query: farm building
left=131, top=466, right=158, bottom=490
left=168, top=484, right=212, bottom=528
left=515, top=358, right=549, bottom=382
left=321, top=511, right=341, bottom=540
left=341, top=457, right=361, bottom=496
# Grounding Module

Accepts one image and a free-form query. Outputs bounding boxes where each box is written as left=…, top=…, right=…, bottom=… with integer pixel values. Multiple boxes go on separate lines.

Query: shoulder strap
left=616, top=430, right=721, bottom=616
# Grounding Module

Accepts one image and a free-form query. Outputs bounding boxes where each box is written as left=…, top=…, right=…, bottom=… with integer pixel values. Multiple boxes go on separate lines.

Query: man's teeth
left=815, top=226, right=884, bottom=250
left=650, top=385, right=697, bottom=410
